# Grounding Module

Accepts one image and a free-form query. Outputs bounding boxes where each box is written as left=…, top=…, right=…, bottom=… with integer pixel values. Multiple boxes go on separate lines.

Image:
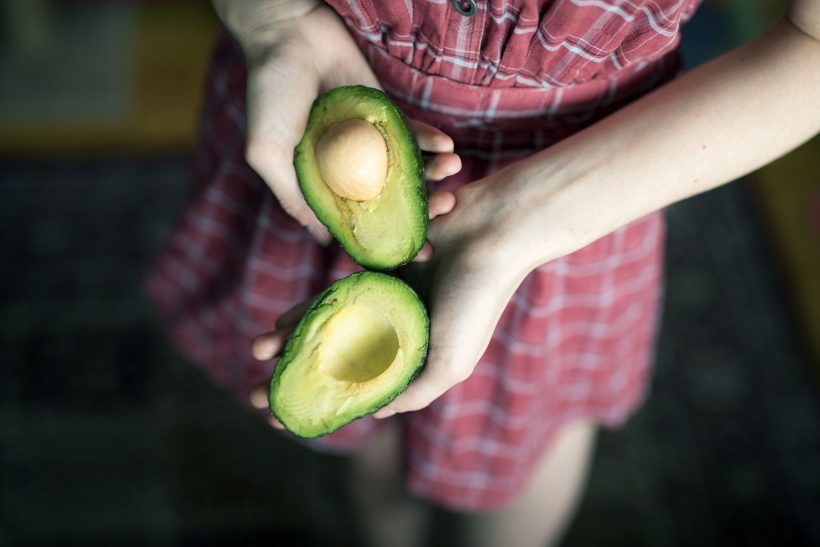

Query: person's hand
left=372, top=165, right=537, bottom=418
left=247, top=185, right=459, bottom=428
left=236, top=5, right=459, bottom=250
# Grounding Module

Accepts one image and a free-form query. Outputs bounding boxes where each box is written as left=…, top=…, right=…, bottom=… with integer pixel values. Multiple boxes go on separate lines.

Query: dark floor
left=1, top=156, right=820, bottom=547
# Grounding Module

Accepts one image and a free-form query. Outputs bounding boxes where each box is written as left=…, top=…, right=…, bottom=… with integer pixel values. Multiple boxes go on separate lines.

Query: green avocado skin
left=294, top=86, right=428, bottom=271
left=269, top=272, right=429, bottom=439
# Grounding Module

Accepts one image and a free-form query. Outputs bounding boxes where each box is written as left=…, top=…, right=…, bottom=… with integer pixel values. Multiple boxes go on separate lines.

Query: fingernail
left=375, top=410, right=396, bottom=419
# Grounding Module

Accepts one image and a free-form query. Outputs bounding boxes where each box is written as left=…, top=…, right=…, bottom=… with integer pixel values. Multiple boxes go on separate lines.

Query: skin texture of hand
left=372, top=168, right=530, bottom=418
left=236, top=5, right=459, bottom=251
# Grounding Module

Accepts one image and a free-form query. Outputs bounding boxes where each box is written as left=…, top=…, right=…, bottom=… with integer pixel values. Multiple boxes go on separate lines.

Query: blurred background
left=2, top=1, right=820, bottom=546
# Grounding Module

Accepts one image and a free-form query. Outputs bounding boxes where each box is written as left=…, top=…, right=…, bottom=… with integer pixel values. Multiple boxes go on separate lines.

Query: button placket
left=452, top=0, right=477, bottom=17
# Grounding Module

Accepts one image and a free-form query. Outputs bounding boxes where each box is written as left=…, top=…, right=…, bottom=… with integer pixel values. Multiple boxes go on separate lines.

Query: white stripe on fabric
left=641, top=0, right=686, bottom=36
left=449, top=8, right=471, bottom=81
left=248, top=254, right=323, bottom=279
left=442, top=400, right=538, bottom=429
left=187, top=213, right=246, bottom=249
left=487, top=89, right=501, bottom=121
left=203, top=185, right=255, bottom=219
left=490, top=303, right=647, bottom=356
left=257, top=209, right=313, bottom=243
left=489, top=11, right=519, bottom=25
left=532, top=27, right=610, bottom=62
left=158, top=255, right=198, bottom=292
left=243, top=288, right=298, bottom=313
left=383, top=36, right=482, bottom=67
left=547, top=86, right=565, bottom=117
left=347, top=0, right=379, bottom=31
left=513, top=26, right=537, bottom=35
left=369, top=24, right=643, bottom=89
left=346, top=10, right=653, bottom=87
left=218, top=293, right=259, bottom=338
left=542, top=221, right=660, bottom=277
left=514, top=264, right=658, bottom=318
left=558, top=0, right=637, bottom=78
left=609, top=51, right=623, bottom=70
left=380, top=78, right=563, bottom=118
left=568, top=0, right=634, bottom=21
left=488, top=2, right=537, bottom=23
left=173, top=232, right=213, bottom=272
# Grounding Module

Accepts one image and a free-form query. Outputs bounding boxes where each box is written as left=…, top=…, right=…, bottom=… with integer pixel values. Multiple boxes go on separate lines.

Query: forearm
left=212, top=0, right=318, bottom=53
left=500, top=14, right=820, bottom=274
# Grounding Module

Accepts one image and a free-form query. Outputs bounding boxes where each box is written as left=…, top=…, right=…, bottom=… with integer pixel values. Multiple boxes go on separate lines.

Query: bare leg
left=461, top=420, right=597, bottom=547
left=349, top=421, right=430, bottom=547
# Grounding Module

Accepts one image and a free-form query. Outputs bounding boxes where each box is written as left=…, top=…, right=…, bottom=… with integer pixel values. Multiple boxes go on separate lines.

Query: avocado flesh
left=294, top=86, right=427, bottom=270
left=270, top=272, right=429, bottom=438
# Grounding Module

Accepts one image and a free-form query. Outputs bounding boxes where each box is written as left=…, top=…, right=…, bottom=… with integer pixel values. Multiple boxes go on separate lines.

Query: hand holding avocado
left=251, top=165, right=525, bottom=431
left=373, top=169, right=531, bottom=418
left=248, top=193, right=458, bottom=435
left=237, top=6, right=458, bottom=250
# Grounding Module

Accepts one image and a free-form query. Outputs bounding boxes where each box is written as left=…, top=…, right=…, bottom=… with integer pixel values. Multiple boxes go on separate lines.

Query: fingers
left=248, top=380, right=285, bottom=430
left=428, top=190, right=456, bottom=219
left=425, top=153, right=462, bottom=182
left=411, top=120, right=460, bottom=183
left=250, top=326, right=295, bottom=361
left=249, top=380, right=270, bottom=409
left=373, top=365, right=467, bottom=418
left=253, top=297, right=312, bottom=360
left=414, top=241, right=434, bottom=262
left=412, top=191, right=455, bottom=263
left=409, top=120, right=454, bottom=153
left=249, top=300, right=312, bottom=427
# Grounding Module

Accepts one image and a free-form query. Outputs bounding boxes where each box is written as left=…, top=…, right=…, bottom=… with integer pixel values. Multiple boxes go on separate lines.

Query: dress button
left=452, top=0, right=477, bottom=17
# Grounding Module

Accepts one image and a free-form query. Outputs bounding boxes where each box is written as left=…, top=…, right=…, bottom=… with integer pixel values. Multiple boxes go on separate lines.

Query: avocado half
left=294, top=86, right=427, bottom=270
left=269, top=272, right=429, bottom=438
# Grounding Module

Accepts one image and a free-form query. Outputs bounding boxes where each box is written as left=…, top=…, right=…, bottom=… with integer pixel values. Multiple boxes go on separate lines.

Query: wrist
left=214, top=0, right=320, bottom=66
left=238, top=5, right=368, bottom=87
left=476, top=150, right=608, bottom=275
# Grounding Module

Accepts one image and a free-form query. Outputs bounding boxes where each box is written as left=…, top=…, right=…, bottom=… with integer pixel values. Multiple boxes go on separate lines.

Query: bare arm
left=481, top=1, right=820, bottom=274
left=211, top=0, right=317, bottom=53
left=375, top=0, right=820, bottom=417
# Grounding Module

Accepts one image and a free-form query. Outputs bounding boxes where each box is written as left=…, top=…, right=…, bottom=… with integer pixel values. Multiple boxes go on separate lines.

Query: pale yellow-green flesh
left=298, top=96, right=419, bottom=260
left=274, top=293, right=418, bottom=434
left=319, top=305, right=400, bottom=383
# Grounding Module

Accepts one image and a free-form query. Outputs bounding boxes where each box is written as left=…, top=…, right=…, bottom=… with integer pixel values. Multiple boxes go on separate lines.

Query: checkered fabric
left=147, top=0, right=701, bottom=510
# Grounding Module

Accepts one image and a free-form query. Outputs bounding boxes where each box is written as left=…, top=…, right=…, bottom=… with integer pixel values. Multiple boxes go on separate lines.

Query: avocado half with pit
left=269, top=272, right=429, bottom=438
left=294, top=86, right=427, bottom=270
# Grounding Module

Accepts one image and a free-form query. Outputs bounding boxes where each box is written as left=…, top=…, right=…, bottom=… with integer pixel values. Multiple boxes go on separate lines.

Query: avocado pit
left=319, top=304, right=400, bottom=383
left=315, top=119, right=388, bottom=201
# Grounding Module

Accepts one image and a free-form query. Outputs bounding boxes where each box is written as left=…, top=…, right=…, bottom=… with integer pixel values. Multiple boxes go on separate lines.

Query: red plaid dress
left=148, top=0, right=701, bottom=510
